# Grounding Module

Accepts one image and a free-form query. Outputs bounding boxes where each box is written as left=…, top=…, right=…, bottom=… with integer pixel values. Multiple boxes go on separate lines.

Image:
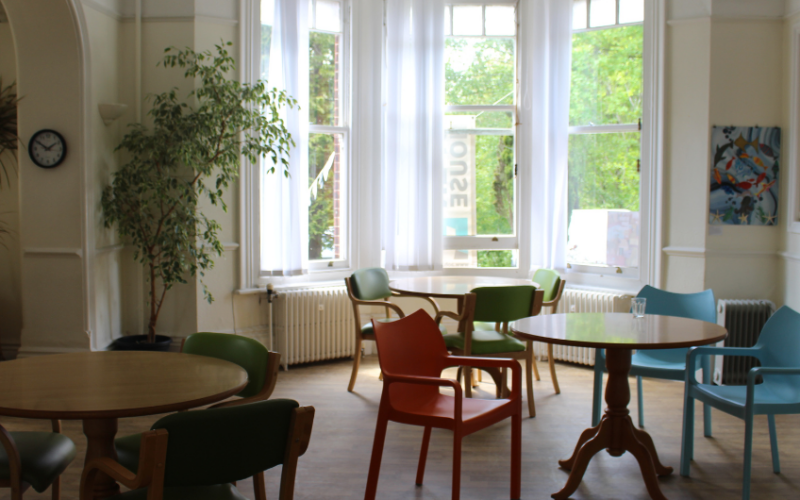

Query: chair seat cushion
left=115, top=432, right=143, bottom=474
left=0, top=431, right=77, bottom=493
left=442, top=330, right=525, bottom=354
left=109, top=483, right=248, bottom=500
left=362, top=319, right=447, bottom=337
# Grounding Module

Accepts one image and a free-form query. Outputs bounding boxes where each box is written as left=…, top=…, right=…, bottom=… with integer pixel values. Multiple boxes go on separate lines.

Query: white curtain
left=383, top=0, right=445, bottom=271
left=517, top=0, right=572, bottom=273
left=261, top=0, right=310, bottom=276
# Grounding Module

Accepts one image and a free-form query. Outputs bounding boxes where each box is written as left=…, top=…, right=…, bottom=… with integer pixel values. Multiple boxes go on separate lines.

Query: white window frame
left=239, top=0, right=357, bottom=290
left=787, top=21, right=800, bottom=234
left=441, top=0, right=523, bottom=276
left=565, top=0, right=664, bottom=293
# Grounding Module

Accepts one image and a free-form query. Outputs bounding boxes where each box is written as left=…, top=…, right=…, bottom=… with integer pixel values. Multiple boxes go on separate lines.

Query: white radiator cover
left=273, top=287, right=356, bottom=369
left=536, top=288, right=632, bottom=366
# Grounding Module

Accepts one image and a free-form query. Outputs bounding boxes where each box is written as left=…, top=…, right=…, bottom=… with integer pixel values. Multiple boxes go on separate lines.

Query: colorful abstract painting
left=709, top=126, right=780, bottom=226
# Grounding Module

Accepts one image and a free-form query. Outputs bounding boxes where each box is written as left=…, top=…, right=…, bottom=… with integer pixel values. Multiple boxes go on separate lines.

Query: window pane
left=569, top=24, right=642, bottom=126
left=573, top=0, right=587, bottom=30
left=308, top=133, right=345, bottom=261
left=568, top=132, right=640, bottom=268
left=309, top=32, right=341, bottom=126
left=315, top=0, right=341, bottom=32
left=478, top=250, right=517, bottom=268
left=485, top=6, right=515, bottom=36
left=452, top=6, right=483, bottom=36
left=445, top=6, right=452, bottom=36
left=445, top=38, right=515, bottom=106
left=589, top=0, right=616, bottom=28
left=619, top=0, right=644, bottom=24
left=260, top=0, right=275, bottom=81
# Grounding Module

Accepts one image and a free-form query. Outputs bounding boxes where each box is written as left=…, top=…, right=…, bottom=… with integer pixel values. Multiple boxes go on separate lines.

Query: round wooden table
left=510, top=313, right=727, bottom=500
left=0, top=351, right=248, bottom=499
left=389, top=276, right=539, bottom=300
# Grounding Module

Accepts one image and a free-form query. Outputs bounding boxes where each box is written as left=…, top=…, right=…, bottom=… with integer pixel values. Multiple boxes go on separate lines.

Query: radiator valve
left=266, top=283, right=278, bottom=304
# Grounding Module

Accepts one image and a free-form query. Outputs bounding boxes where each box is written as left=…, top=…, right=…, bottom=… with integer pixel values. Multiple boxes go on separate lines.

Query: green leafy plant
left=0, top=78, right=20, bottom=189
left=102, top=42, right=296, bottom=343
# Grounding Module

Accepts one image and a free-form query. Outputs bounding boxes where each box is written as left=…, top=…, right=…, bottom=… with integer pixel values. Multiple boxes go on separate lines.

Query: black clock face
left=28, top=129, right=67, bottom=168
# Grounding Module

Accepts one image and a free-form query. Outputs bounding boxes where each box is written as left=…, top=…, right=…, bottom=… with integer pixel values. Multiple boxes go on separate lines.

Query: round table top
left=510, top=313, right=728, bottom=350
left=390, top=276, right=539, bottom=299
left=0, top=351, right=249, bottom=420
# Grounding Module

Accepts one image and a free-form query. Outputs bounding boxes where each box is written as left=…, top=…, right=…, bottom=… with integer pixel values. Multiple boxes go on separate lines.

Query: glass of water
left=632, top=297, right=646, bottom=318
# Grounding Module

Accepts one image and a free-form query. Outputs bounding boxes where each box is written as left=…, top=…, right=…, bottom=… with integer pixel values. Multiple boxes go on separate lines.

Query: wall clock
left=28, top=129, right=67, bottom=168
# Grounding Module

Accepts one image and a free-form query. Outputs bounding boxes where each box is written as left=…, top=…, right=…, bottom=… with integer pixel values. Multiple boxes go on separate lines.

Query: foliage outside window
left=444, top=3, right=517, bottom=269
left=567, top=0, right=643, bottom=270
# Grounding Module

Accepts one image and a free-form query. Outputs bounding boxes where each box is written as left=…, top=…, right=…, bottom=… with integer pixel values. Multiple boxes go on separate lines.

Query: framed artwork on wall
left=709, top=126, right=780, bottom=226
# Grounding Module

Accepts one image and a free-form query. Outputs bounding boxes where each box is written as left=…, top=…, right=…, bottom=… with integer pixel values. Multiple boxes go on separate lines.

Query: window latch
left=514, top=164, right=518, bottom=176
left=637, top=159, right=641, bottom=173
left=638, top=118, right=642, bottom=131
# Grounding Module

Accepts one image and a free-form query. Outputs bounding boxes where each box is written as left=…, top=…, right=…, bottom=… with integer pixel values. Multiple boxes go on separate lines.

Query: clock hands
left=35, top=140, right=58, bottom=151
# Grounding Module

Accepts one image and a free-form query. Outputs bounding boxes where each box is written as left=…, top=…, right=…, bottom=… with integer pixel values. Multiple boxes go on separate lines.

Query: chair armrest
left=357, top=299, right=405, bottom=318
left=80, top=429, right=168, bottom=500
left=392, top=292, right=442, bottom=315
left=383, top=373, right=462, bottom=394
left=745, top=367, right=800, bottom=407
left=446, top=356, right=522, bottom=400
left=435, top=309, right=462, bottom=325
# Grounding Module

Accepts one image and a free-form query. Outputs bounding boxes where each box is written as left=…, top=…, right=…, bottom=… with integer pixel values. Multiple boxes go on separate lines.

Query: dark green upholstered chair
left=115, top=333, right=281, bottom=498
left=0, top=422, right=77, bottom=500
left=344, top=268, right=445, bottom=392
left=439, top=286, right=544, bottom=417
left=81, top=399, right=315, bottom=500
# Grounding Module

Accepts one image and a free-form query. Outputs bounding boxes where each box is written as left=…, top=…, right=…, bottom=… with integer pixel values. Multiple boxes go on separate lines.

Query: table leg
left=83, top=418, right=121, bottom=499
left=552, top=349, right=671, bottom=500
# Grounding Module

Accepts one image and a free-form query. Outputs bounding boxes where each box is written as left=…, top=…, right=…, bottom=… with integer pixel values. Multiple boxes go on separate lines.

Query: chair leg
left=511, top=409, right=521, bottom=500
left=637, top=375, right=644, bottom=428
left=348, top=338, right=363, bottom=392
left=591, top=349, right=604, bottom=427
left=253, top=472, right=267, bottom=500
left=702, top=356, right=713, bottom=437
left=768, top=414, right=780, bottom=474
left=531, top=348, right=541, bottom=381
left=364, top=413, right=389, bottom=500
left=547, top=344, right=560, bottom=394
left=525, top=349, right=535, bottom=418
left=51, top=476, right=60, bottom=500
left=464, top=367, right=473, bottom=399
left=416, top=426, right=432, bottom=486
left=680, top=390, right=695, bottom=476
left=743, top=409, right=754, bottom=500
left=452, top=433, right=462, bottom=500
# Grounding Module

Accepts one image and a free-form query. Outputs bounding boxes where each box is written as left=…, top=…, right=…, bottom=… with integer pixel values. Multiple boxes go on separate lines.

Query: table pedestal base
left=83, top=418, right=121, bottom=500
left=552, top=349, right=673, bottom=500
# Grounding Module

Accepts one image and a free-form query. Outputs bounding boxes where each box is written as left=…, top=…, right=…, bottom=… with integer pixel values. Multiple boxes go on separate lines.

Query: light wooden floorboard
left=1, top=355, right=799, bottom=499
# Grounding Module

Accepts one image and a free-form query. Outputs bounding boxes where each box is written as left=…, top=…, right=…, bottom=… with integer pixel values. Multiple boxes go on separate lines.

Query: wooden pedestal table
left=510, top=313, right=727, bottom=500
left=0, top=351, right=248, bottom=500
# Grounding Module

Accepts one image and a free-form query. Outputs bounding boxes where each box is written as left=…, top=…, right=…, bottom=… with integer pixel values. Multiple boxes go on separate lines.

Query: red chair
left=365, top=309, right=522, bottom=500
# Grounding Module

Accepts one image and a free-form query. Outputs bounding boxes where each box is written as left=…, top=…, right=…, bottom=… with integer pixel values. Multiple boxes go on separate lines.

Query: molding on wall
left=95, top=244, right=124, bottom=255
left=662, top=246, right=706, bottom=257
left=81, top=0, right=124, bottom=21
left=663, top=246, right=779, bottom=258
left=23, top=247, right=84, bottom=257
left=16, top=345, right=91, bottom=358
left=86, top=0, right=239, bottom=23
left=668, top=0, right=789, bottom=21
left=780, top=251, right=800, bottom=262
left=223, top=242, right=240, bottom=251
left=788, top=0, right=800, bottom=17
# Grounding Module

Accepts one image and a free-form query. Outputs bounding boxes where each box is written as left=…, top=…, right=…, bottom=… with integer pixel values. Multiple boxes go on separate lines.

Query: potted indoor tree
left=102, top=42, right=295, bottom=349
left=0, top=78, right=18, bottom=191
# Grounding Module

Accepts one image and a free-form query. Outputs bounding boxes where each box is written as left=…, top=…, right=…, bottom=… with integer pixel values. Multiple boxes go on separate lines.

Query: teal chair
left=439, top=286, right=544, bottom=417
left=0, top=422, right=76, bottom=500
left=344, top=268, right=444, bottom=392
left=115, top=333, right=281, bottom=498
left=81, top=399, right=315, bottom=500
left=680, top=305, right=800, bottom=500
left=591, top=286, right=717, bottom=432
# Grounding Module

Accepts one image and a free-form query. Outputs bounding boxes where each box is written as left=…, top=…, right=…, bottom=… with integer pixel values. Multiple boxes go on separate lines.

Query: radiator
left=273, top=287, right=356, bottom=369
left=536, top=289, right=632, bottom=366
left=713, top=299, right=775, bottom=385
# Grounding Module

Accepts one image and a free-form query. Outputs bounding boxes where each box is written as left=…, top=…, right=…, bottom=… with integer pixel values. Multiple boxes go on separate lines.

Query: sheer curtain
left=383, top=0, right=445, bottom=271
left=261, top=0, right=310, bottom=276
left=517, top=0, right=572, bottom=273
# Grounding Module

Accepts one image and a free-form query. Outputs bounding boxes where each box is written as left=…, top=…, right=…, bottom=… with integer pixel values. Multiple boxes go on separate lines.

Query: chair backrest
left=532, top=269, right=561, bottom=303
left=373, top=309, right=449, bottom=401
left=634, top=286, right=716, bottom=363
left=152, top=399, right=300, bottom=487
left=350, top=268, right=392, bottom=301
left=182, top=332, right=270, bottom=399
left=471, top=286, right=537, bottom=324
left=754, top=306, right=800, bottom=394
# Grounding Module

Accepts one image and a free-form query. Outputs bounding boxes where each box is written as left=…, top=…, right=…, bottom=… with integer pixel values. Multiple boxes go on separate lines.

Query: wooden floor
left=2, top=355, right=799, bottom=500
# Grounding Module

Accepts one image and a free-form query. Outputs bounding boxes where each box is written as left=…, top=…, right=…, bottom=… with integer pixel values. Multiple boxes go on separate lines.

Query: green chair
left=115, top=333, right=281, bottom=497
left=81, top=399, right=315, bottom=500
left=440, top=286, right=544, bottom=417
left=0, top=421, right=77, bottom=500
left=344, top=268, right=444, bottom=392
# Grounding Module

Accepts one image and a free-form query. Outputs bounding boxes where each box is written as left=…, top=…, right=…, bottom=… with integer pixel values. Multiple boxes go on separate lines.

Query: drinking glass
left=632, top=297, right=646, bottom=318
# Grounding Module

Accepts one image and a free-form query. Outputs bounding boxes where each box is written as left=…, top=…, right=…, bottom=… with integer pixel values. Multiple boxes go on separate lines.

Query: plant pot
left=111, top=335, right=173, bottom=352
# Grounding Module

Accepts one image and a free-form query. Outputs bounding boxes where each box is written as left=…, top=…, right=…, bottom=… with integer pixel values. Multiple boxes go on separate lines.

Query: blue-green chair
left=81, top=399, right=315, bottom=500
left=591, top=286, right=717, bottom=431
left=680, top=305, right=800, bottom=500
